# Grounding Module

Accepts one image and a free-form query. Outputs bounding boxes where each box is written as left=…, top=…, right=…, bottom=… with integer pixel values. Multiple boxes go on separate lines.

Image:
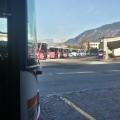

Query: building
left=99, top=36, right=120, bottom=60
left=0, top=34, right=7, bottom=41
left=89, top=42, right=100, bottom=49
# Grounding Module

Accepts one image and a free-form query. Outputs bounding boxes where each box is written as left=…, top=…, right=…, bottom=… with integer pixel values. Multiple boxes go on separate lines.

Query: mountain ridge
left=64, top=21, right=120, bottom=46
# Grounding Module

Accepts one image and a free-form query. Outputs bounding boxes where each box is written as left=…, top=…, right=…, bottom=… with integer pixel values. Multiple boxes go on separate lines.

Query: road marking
left=48, top=73, right=53, bottom=75
left=48, top=69, right=120, bottom=76
left=60, top=97, right=96, bottom=120
left=56, top=71, right=96, bottom=75
left=108, top=69, right=120, bottom=72
left=47, top=71, right=96, bottom=75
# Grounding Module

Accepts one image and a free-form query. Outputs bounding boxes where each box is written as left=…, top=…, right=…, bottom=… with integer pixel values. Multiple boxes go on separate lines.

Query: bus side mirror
left=36, top=66, right=42, bottom=75
left=36, top=70, right=42, bottom=75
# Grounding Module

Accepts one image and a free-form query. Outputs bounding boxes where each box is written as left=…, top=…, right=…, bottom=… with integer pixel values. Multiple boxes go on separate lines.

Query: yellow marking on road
left=61, top=97, right=96, bottom=120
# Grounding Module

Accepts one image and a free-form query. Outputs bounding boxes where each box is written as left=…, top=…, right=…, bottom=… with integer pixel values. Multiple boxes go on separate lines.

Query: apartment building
left=89, top=42, right=100, bottom=49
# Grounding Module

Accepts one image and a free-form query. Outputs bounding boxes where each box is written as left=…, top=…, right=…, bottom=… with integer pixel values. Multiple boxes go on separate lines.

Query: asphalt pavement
left=38, top=56, right=120, bottom=120
left=39, top=87, right=120, bottom=120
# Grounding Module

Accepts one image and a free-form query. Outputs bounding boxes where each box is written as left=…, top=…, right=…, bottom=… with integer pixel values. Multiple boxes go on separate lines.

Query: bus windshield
left=41, top=43, right=47, bottom=52
left=50, top=48, right=55, bottom=52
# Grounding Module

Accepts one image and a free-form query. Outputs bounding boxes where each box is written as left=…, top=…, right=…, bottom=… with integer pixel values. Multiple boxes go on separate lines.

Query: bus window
left=0, top=18, right=7, bottom=60
left=0, top=0, right=7, bottom=17
left=50, top=47, right=55, bottom=52
left=27, top=0, right=38, bottom=67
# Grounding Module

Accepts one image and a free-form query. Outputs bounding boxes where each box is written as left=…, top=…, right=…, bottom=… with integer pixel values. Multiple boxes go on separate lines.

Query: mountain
left=64, top=21, right=120, bottom=46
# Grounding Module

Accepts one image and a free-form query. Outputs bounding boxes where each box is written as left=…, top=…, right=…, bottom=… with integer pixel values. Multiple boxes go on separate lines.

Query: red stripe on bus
left=27, top=95, right=37, bottom=109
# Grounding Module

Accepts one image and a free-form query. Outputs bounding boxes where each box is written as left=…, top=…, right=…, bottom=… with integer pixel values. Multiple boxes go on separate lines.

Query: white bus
left=0, top=0, right=41, bottom=119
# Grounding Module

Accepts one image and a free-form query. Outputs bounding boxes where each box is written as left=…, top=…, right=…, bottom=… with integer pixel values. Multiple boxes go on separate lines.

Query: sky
left=35, top=0, right=120, bottom=42
left=0, top=18, right=7, bottom=33
left=1, top=0, right=120, bottom=43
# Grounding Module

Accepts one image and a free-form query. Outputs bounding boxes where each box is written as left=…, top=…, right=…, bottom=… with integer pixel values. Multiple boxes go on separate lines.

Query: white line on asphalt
left=60, top=97, right=96, bottom=120
left=56, top=71, right=96, bottom=75
left=107, top=69, right=120, bottom=72
left=47, top=71, right=96, bottom=75
left=48, top=73, right=53, bottom=75
left=48, top=69, right=120, bottom=76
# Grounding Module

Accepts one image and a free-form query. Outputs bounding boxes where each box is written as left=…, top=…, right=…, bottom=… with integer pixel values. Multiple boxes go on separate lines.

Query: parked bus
left=49, top=47, right=61, bottom=59
left=58, top=48, right=69, bottom=58
left=37, top=42, right=47, bottom=60
left=0, top=0, right=41, bottom=119
left=63, top=48, right=69, bottom=58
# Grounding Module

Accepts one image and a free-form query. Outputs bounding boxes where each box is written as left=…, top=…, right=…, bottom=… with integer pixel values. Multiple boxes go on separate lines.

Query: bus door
left=59, top=48, right=64, bottom=58
left=47, top=48, right=50, bottom=59
left=0, top=19, right=8, bottom=119
left=55, top=48, right=60, bottom=58
left=21, top=1, right=42, bottom=119
left=66, top=48, right=70, bottom=57
left=0, top=0, right=42, bottom=119
left=57, top=48, right=61, bottom=58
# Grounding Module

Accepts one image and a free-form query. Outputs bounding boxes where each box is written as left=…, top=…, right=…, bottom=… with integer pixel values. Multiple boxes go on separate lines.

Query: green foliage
left=68, top=45, right=80, bottom=49
left=87, top=42, right=90, bottom=53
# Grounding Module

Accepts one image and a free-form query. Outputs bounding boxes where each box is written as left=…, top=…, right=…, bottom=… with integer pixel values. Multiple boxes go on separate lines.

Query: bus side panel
left=50, top=52, right=55, bottom=58
left=39, top=53, right=44, bottom=59
left=20, top=71, right=40, bottom=120
left=47, top=51, right=50, bottom=59
left=58, top=53, right=61, bottom=58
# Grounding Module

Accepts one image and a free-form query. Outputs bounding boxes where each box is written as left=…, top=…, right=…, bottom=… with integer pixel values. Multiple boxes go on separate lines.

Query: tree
left=68, top=45, right=80, bottom=49
left=79, top=36, right=89, bottom=51
left=87, top=41, right=90, bottom=53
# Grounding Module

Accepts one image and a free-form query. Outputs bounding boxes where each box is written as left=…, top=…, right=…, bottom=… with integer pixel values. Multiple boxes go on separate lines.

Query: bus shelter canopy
left=107, top=40, right=120, bottom=50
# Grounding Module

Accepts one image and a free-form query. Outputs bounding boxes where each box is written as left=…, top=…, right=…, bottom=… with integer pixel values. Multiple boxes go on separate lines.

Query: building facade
left=0, top=34, right=7, bottom=41
left=89, top=42, right=100, bottom=49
